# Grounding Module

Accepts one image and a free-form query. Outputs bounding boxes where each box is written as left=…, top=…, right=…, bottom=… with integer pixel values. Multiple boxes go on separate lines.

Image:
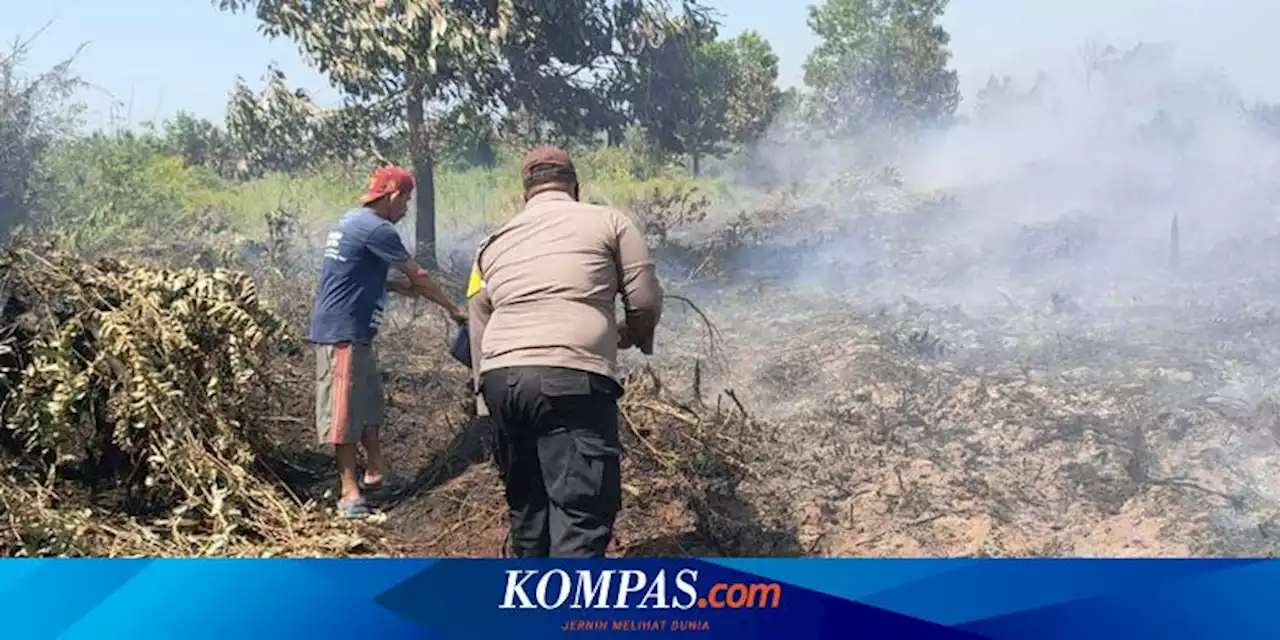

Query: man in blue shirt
left=309, top=165, right=467, bottom=518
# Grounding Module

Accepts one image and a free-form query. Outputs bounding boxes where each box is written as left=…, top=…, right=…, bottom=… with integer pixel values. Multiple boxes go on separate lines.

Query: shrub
left=27, top=133, right=231, bottom=253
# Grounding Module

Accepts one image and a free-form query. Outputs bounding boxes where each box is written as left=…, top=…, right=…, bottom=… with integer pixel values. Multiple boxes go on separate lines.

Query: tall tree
left=802, top=0, right=959, bottom=137
left=214, top=0, right=689, bottom=267
left=714, top=30, right=783, bottom=146
left=622, top=8, right=724, bottom=174
left=214, top=0, right=509, bottom=266
left=622, top=16, right=783, bottom=174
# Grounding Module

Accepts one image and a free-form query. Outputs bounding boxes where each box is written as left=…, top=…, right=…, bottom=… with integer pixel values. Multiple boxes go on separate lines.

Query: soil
left=262, top=278, right=1280, bottom=558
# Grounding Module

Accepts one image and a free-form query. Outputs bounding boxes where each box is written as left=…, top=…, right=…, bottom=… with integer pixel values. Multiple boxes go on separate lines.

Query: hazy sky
left=4, top=0, right=1280, bottom=128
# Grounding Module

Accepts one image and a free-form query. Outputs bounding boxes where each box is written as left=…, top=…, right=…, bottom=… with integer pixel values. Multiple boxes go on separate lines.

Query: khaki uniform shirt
left=466, top=191, right=663, bottom=414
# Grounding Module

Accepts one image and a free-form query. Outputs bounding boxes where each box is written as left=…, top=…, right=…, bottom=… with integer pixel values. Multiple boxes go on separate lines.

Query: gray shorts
left=315, top=342, right=385, bottom=445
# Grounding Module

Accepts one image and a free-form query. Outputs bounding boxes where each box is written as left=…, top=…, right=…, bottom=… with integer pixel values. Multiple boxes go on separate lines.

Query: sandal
left=358, top=464, right=389, bottom=489
left=359, top=472, right=402, bottom=497
left=337, top=497, right=372, bottom=519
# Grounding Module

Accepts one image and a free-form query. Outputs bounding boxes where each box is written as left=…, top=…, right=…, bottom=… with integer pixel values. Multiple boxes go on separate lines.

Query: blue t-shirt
left=308, top=207, right=412, bottom=344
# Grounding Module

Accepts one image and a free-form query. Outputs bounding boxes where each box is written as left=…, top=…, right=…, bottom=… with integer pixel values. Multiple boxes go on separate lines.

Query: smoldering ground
left=224, top=38, right=1280, bottom=557
left=631, top=39, right=1280, bottom=556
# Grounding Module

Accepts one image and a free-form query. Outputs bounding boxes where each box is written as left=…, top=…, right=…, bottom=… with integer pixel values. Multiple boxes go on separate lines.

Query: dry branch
left=0, top=244, right=378, bottom=557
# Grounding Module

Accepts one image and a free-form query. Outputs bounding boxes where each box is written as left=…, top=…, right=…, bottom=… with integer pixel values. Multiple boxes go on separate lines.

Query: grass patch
left=30, top=134, right=756, bottom=255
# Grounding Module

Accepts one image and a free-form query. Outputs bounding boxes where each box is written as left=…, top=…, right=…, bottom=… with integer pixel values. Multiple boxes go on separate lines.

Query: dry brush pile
left=0, top=244, right=376, bottom=556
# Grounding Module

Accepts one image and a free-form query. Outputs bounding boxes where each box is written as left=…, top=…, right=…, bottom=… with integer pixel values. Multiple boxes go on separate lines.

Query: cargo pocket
left=588, top=373, right=624, bottom=400
left=541, top=371, right=622, bottom=439
left=539, top=369, right=624, bottom=515
left=552, top=430, right=623, bottom=517
left=540, top=370, right=593, bottom=398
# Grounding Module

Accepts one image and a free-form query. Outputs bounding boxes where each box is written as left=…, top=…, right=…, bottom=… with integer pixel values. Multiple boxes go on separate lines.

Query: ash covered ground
left=652, top=202, right=1280, bottom=557
left=375, top=158, right=1280, bottom=557
left=354, top=44, right=1280, bottom=558
left=617, top=44, right=1280, bottom=557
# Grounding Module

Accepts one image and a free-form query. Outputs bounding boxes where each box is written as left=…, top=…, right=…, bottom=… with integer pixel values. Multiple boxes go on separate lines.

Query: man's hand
left=451, top=305, right=469, bottom=324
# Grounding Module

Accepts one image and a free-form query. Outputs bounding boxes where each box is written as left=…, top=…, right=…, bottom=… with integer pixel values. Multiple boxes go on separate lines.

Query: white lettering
left=637, top=569, right=669, bottom=609
left=323, top=231, right=347, bottom=262
left=571, top=570, right=614, bottom=609
left=671, top=569, right=699, bottom=610
left=535, top=570, right=572, bottom=609
left=614, top=570, right=648, bottom=609
left=504, top=568, right=702, bottom=611
left=500, top=570, right=538, bottom=609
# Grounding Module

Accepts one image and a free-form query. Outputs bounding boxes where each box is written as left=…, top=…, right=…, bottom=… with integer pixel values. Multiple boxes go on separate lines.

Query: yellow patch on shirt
left=465, top=266, right=485, bottom=298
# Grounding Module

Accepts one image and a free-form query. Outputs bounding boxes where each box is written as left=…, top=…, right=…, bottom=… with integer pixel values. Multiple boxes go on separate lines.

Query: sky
left=4, top=0, right=1280, bottom=129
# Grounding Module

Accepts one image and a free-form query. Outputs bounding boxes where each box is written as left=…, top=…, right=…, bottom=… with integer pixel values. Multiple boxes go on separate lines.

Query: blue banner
left=4, top=558, right=1279, bottom=639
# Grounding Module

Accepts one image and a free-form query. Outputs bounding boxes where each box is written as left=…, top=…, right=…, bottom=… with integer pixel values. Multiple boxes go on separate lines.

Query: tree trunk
left=691, top=150, right=701, bottom=176
left=406, top=78, right=437, bottom=269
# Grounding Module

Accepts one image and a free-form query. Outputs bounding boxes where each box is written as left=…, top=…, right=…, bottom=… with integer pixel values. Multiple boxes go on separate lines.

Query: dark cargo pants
left=480, top=366, right=623, bottom=558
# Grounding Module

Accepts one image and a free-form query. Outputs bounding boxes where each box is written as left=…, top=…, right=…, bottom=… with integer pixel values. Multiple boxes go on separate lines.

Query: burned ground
left=278, top=185, right=1280, bottom=559
left=6, top=178, right=1280, bottom=559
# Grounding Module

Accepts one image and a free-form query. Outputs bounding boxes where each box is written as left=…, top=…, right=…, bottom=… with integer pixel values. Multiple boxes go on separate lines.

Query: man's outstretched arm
left=367, top=224, right=466, bottom=320
left=398, top=260, right=467, bottom=321
left=386, top=270, right=415, bottom=295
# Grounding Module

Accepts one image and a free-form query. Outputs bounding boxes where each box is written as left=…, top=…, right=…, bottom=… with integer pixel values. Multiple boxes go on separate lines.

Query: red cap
left=359, top=165, right=415, bottom=204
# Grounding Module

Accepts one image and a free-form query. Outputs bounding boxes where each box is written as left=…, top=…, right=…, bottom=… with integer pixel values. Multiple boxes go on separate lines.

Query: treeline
left=1, top=0, right=968, bottom=261
left=193, top=0, right=962, bottom=262
left=178, top=2, right=962, bottom=172
left=10, top=0, right=1280, bottom=264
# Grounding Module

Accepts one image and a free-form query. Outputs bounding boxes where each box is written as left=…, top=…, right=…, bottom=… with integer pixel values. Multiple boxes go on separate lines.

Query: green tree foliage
left=226, top=67, right=317, bottom=176
left=27, top=132, right=226, bottom=253
left=494, top=3, right=655, bottom=147
left=154, top=112, right=239, bottom=178
left=433, top=102, right=499, bottom=170
left=225, top=66, right=380, bottom=178
left=714, top=30, right=783, bottom=146
left=0, top=36, right=85, bottom=244
left=623, top=16, right=782, bottom=174
left=214, top=0, right=692, bottom=266
left=214, top=0, right=513, bottom=265
left=622, top=9, right=723, bottom=174
left=802, top=0, right=960, bottom=136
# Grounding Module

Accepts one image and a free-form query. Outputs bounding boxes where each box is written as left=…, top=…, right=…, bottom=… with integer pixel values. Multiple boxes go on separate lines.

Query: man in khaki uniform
left=466, top=146, right=663, bottom=557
